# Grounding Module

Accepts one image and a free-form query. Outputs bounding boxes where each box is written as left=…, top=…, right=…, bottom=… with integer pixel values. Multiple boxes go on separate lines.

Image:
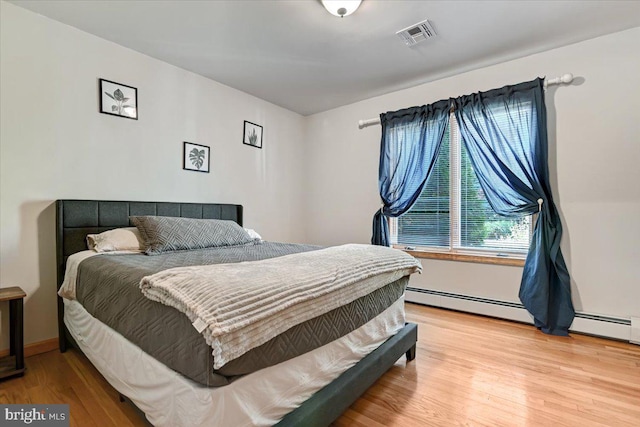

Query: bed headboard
left=55, top=199, right=243, bottom=351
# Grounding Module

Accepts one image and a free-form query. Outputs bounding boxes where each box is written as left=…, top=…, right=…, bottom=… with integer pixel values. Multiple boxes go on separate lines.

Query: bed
left=56, top=199, right=419, bottom=426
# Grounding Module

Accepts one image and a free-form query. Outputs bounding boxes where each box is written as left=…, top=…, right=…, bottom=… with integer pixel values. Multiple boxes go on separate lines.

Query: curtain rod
left=357, top=73, right=574, bottom=129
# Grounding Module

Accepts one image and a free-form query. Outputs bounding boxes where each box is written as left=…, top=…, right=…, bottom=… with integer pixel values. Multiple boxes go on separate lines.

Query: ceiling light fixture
left=321, top=0, right=362, bottom=18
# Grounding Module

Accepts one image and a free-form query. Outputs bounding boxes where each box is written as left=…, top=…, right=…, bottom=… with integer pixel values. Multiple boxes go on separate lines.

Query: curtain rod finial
left=561, top=73, right=574, bottom=84
left=544, top=73, right=574, bottom=88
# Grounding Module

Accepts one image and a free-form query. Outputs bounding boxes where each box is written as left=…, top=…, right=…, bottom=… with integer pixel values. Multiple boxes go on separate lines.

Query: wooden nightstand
left=0, top=286, right=26, bottom=380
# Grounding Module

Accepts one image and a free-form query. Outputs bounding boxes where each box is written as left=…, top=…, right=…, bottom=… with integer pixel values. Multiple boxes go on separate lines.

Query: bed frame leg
left=406, top=344, right=416, bottom=362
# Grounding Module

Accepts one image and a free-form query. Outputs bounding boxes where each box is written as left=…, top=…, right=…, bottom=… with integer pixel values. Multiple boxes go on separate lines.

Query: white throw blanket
left=139, top=244, right=421, bottom=368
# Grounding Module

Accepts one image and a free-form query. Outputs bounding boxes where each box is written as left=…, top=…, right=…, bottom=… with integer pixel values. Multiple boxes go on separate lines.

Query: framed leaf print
left=183, top=142, right=210, bottom=173
left=99, top=78, right=138, bottom=120
left=243, top=121, right=263, bottom=149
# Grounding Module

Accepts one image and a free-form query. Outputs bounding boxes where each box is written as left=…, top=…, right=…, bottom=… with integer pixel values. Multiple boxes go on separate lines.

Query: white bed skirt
left=63, top=296, right=405, bottom=426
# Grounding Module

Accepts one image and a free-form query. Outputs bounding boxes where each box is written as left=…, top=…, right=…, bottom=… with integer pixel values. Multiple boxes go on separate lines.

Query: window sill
left=394, top=246, right=525, bottom=267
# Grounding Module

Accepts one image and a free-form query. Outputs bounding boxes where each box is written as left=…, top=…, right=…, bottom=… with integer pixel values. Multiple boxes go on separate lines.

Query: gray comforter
left=75, top=241, right=408, bottom=386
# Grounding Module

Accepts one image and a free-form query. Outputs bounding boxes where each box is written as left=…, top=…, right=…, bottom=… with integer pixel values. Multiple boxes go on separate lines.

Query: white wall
left=0, top=2, right=306, bottom=347
left=304, top=28, right=640, bottom=325
left=2, top=1, right=638, bottom=349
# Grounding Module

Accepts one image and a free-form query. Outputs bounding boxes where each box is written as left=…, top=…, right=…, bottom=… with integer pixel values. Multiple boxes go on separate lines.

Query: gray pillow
left=130, top=216, right=255, bottom=255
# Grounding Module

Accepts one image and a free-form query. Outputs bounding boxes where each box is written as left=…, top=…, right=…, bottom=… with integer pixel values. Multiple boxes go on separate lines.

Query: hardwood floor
left=1, top=303, right=639, bottom=426
left=0, top=342, right=146, bottom=426
left=336, top=303, right=640, bottom=427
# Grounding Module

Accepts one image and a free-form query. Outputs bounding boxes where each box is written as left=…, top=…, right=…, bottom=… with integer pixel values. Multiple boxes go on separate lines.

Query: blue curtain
left=372, top=100, right=450, bottom=246
left=453, top=78, right=574, bottom=335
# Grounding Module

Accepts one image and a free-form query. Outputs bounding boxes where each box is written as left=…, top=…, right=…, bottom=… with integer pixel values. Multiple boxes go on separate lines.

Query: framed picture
left=99, top=78, right=138, bottom=120
left=243, top=121, right=263, bottom=149
left=183, top=142, right=210, bottom=173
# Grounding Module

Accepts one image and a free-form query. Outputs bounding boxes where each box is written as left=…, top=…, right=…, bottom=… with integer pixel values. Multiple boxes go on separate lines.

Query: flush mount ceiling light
left=321, top=0, right=362, bottom=18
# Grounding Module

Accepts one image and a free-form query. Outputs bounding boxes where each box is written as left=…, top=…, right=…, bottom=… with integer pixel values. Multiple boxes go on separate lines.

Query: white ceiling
left=10, top=0, right=640, bottom=116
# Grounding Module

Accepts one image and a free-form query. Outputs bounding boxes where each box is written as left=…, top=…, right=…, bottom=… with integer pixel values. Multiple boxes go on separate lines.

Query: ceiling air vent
left=396, top=19, right=437, bottom=46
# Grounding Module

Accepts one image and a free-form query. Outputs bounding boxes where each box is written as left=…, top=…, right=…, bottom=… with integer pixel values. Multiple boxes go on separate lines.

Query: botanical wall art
left=243, top=121, right=263, bottom=149
left=99, top=78, right=138, bottom=120
left=183, top=142, right=210, bottom=173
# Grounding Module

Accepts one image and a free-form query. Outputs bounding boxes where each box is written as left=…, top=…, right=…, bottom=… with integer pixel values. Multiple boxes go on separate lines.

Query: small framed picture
left=100, top=78, right=138, bottom=120
left=183, top=142, right=210, bottom=173
left=243, top=121, right=263, bottom=149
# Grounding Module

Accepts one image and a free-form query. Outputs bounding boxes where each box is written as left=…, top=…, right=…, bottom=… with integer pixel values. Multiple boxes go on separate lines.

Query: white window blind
left=395, top=113, right=532, bottom=255
left=396, top=122, right=451, bottom=248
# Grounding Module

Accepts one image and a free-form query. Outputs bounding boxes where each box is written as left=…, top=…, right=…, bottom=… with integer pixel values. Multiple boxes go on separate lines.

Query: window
left=391, top=113, right=532, bottom=256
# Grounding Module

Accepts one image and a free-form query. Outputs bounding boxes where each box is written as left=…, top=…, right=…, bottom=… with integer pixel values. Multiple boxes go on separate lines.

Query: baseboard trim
left=0, top=337, right=58, bottom=359
left=406, top=287, right=633, bottom=342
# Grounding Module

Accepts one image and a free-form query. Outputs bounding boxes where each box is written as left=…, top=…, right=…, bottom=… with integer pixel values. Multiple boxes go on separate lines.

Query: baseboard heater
left=406, top=287, right=633, bottom=342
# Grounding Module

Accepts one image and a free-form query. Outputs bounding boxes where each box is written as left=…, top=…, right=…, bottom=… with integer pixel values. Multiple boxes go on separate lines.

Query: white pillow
left=86, top=227, right=144, bottom=252
left=244, top=228, right=262, bottom=240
